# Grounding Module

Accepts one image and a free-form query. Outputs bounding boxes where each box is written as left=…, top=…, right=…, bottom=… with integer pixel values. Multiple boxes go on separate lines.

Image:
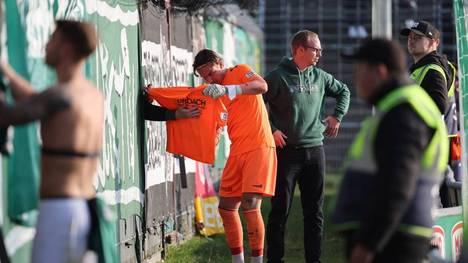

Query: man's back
left=40, top=78, right=104, bottom=198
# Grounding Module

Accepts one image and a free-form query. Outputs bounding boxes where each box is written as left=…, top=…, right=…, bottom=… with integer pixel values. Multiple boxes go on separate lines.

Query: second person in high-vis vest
left=401, top=20, right=459, bottom=208
left=400, top=20, right=455, bottom=116
left=333, top=39, right=448, bottom=263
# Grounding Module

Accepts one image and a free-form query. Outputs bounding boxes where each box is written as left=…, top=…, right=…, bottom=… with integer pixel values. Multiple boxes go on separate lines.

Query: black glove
left=0, top=126, right=13, bottom=156
left=0, top=72, right=13, bottom=156
left=0, top=70, right=6, bottom=93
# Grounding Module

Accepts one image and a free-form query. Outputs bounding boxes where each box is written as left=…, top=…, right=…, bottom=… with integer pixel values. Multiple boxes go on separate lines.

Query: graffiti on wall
left=85, top=1, right=142, bottom=208
left=94, top=28, right=141, bottom=205
left=141, top=27, right=193, bottom=190
left=55, top=0, right=86, bottom=20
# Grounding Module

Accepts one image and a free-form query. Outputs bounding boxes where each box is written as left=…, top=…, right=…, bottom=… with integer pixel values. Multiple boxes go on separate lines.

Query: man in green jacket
left=264, top=30, right=350, bottom=263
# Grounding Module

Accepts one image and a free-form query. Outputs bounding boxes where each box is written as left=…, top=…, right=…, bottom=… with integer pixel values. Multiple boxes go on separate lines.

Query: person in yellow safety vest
left=333, top=39, right=449, bottom=263
left=401, top=20, right=460, bottom=207
left=400, top=20, right=456, bottom=118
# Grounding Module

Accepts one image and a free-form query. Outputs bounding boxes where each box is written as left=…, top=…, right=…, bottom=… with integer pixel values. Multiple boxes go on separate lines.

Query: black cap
left=342, top=38, right=407, bottom=73
left=400, top=20, right=440, bottom=39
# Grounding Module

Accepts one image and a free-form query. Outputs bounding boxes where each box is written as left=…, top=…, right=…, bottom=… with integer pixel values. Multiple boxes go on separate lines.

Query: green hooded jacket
left=264, top=57, right=350, bottom=147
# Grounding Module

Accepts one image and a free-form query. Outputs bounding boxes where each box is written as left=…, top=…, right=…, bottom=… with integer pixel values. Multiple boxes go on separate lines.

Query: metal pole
left=372, top=0, right=392, bottom=39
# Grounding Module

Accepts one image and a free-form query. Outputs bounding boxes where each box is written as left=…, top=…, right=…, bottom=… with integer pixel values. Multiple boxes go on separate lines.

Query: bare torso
left=39, top=78, right=104, bottom=199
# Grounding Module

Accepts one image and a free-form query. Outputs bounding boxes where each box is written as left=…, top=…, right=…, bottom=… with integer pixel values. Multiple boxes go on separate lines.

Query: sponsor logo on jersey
left=176, top=97, right=207, bottom=109
left=220, top=112, right=228, bottom=121
left=245, top=71, right=255, bottom=78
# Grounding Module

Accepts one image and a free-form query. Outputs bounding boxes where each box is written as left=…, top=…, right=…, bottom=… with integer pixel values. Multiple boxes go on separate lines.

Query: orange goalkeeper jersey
left=147, top=85, right=227, bottom=164
left=221, top=64, right=275, bottom=156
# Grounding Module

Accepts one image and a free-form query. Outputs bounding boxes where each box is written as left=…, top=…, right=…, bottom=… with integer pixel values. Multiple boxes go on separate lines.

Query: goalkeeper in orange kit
left=194, top=49, right=277, bottom=263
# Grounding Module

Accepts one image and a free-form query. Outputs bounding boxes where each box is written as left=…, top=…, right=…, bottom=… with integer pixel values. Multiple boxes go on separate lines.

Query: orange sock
left=243, top=208, right=264, bottom=257
left=219, top=208, right=244, bottom=255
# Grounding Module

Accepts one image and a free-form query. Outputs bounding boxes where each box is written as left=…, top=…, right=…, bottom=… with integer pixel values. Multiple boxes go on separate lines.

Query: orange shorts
left=220, top=147, right=277, bottom=197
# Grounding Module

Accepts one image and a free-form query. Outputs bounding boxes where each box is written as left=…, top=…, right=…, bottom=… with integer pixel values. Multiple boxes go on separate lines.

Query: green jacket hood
left=278, top=57, right=314, bottom=74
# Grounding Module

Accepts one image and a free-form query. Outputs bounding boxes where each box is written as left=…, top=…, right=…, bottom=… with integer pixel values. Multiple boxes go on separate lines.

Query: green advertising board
left=433, top=207, right=463, bottom=261
left=453, top=0, right=468, bottom=262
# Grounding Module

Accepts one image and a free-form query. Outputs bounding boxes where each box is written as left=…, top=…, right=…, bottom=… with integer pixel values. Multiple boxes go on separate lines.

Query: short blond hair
left=291, top=30, right=318, bottom=54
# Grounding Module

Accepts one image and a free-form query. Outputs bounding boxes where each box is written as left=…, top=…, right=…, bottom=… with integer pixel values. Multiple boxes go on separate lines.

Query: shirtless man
left=0, top=20, right=103, bottom=262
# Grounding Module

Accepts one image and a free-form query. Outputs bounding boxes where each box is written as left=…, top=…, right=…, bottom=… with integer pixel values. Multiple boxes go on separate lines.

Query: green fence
left=454, top=0, right=468, bottom=257
left=0, top=1, right=263, bottom=262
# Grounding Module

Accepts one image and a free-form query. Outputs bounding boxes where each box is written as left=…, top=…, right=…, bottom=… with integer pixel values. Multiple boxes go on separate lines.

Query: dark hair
left=192, top=49, right=223, bottom=75
left=55, top=20, right=97, bottom=60
left=344, top=38, right=407, bottom=74
left=291, top=30, right=318, bottom=53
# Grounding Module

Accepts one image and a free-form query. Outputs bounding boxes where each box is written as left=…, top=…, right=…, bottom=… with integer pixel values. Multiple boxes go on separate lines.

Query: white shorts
left=32, top=198, right=91, bottom=263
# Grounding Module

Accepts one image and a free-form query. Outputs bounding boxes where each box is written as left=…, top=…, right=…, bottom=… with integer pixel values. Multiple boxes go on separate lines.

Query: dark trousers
left=0, top=228, right=9, bottom=263
left=345, top=231, right=429, bottom=263
left=266, top=146, right=325, bottom=263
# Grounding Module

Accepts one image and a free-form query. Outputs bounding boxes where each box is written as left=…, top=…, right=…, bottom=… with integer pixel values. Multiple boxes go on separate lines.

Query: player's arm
left=0, top=62, right=37, bottom=101
left=237, top=77, right=267, bottom=95
left=142, top=86, right=200, bottom=120
left=238, top=64, right=268, bottom=94
left=0, top=88, right=71, bottom=127
left=203, top=64, right=267, bottom=99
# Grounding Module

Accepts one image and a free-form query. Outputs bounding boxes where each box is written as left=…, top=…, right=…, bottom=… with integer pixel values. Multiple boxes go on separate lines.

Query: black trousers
left=0, top=227, right=9, bottom=263
left=345, top=231, right=430, bottom=263
left=266, top=146, right=325, bottom=263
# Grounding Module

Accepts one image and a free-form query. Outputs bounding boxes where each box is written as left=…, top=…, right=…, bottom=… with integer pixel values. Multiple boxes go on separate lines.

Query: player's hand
left=273, top=130, right=287, bottom=148
left=323, top=116, right=340, bottom=138
left=203, top=84, right=242, bottom=100
left=203, top=84, right=227, bottom=99
left=175, top=107, right=200, bottom=119
left=349, top=244, right=374, bottom=263
left=142, top=84, right=153, bottom=102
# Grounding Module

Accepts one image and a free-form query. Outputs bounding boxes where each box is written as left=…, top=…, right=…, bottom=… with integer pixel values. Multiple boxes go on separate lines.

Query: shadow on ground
left=166, top=178, right=345, bottom=263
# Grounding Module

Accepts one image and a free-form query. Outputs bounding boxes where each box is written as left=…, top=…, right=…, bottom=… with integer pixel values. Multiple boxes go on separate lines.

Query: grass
left=165, top=175, right=345, bottom=263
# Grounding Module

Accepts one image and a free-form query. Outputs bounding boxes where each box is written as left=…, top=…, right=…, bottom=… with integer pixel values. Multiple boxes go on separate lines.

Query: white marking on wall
left=5, top=226, right=35, bottom=256
left=86, top=0, right=138, bottom=26
left=1, top=0, right=7, bottom=63
left=144, top=120, right=167, bottom=190
left=55, top=0, right=85, bottom=20
left=141, top=40, right=169, bottom=189
left=95, top=42, right=118, bottom=189
left=94, top=25, right=138, bottom=191
left=22, top=0, right=55, bottom=58
left=222, top=21, right=236, bottom=67
left=145, top=161, right=166, bottom=190
left=170, top=47, right=193, bottom=85
left=141, top=33, right=194, bottom=190
left=98, top=186, right=144, bottom=205
left=121, top=28, right=130, bottom=77
left=174, top=158, right=197, bottom=174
